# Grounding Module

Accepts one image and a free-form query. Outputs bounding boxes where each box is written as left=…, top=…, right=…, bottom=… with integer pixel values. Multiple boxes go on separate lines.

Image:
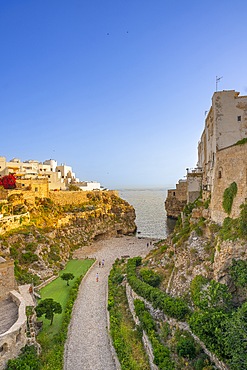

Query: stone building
left=197, top=90, right=247, bottom=199
left=165, top=179, right=187, bottom=219
left=186, top=168, right=203, bottom=203
left=166, top=89, right=247, bottom=223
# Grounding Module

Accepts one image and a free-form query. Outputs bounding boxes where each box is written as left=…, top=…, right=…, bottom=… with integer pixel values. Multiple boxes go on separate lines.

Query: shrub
left=139, top=268, right=161, bottom=287
left=7, top=345, right=41, bottom=369
left=176, top=335, right=196, bottom=359
left=21, top=251, right=39, bottom=263
left=235, top=138, right=247, bottom=146
left=190, top=275, right=209, bottom=308
left=222, top=182, right=238, bottom=215
left=230, top=259, right=247, bottom=287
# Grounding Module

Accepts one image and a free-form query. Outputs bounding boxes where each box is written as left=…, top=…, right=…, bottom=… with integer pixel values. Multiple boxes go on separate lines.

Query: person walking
left=99, top=260, right=101, bottom=267
left=96, top=273, right=99, bottom=282
left=102, top=259, right=105, bottom=267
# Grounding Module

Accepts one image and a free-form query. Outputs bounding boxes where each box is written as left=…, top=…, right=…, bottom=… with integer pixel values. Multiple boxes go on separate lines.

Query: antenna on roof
left=216, top=76, right=223, bottom=92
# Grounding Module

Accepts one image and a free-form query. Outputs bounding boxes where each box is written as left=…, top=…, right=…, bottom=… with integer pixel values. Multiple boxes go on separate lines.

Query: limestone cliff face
left=0, top=191, right=136, bottom=280
left=147, top=213, right=247, bottom=306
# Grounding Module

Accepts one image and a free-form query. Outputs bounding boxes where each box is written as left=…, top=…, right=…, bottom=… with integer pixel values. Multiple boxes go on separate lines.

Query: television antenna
left=216, top=76, right=223, bottom=91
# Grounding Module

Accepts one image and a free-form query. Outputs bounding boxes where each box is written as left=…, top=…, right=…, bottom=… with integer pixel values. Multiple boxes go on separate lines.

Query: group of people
left=96, top=259, right=105, bottom=282
left=98, top=259, right=105, bottom=268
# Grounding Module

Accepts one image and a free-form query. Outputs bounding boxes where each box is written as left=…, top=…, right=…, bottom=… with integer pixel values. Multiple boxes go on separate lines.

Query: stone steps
left=0, top=298, right=18, bottom=334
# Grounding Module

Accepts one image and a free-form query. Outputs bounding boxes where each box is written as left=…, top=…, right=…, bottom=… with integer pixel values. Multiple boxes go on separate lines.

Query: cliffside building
left=165, top=180, right=187, bottom=219
left=197, top=90, right=247, bottom=198
left=166, top=89, right=247, bottom=223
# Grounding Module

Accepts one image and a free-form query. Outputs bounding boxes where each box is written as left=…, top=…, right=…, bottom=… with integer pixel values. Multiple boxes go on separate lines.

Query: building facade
left=166, top=90, right=247, bottom=223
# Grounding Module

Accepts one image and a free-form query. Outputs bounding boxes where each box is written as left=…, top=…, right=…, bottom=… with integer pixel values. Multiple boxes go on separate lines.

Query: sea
left=118, top=188, right=176, bottom=240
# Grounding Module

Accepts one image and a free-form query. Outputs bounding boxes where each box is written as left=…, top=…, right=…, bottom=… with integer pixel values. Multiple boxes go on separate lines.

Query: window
left=35, top=187, right=38, bottom=192
left=238, top=116, right=241, bottom=122
left=173, top=191, right=176, bottom=196
left=218, top=171, right=222, bottom=179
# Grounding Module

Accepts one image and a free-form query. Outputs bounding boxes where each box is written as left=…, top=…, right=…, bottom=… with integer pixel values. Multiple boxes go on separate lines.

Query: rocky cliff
left=0, top=191, right=136, bottom=282
left=146, top=199, right=247, bottom=304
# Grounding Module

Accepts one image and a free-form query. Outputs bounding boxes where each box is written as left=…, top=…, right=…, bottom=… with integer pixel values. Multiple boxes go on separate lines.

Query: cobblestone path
left=64, top=236, right=155, bottom=370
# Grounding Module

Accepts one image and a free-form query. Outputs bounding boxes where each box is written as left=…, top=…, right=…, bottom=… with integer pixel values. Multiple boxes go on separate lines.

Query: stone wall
left=210, top=143, right=247, bottom=224
left=0, top=291, right=27, bottom=370
left=0, top=260, right=17, bottom=300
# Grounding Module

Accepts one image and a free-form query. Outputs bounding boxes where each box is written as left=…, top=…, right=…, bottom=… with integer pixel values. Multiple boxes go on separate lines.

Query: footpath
left=64, top=236, right=154, bottom=370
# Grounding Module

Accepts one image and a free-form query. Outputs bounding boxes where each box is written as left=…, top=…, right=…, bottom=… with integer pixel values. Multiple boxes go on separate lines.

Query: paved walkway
left=64, top=236, right=155, bottom=370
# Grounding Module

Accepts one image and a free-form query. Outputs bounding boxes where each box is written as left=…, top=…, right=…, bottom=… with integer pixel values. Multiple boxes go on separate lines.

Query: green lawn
left=38, top=258, right=94, bottom=338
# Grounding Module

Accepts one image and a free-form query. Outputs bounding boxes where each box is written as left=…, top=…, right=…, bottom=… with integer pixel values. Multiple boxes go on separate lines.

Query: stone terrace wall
left=210, top=143, right=247, bottom=224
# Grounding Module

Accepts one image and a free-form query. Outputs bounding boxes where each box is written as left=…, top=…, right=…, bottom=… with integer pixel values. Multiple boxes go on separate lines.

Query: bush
left=139, top=268, right=161, bottom=287
left=222, top=182, right=237, bottom=215
left=230, top=259, right=247, bottom=287
left=177, top=337, right=196, bottom=359
left=7, top=345, right=41, bottom=369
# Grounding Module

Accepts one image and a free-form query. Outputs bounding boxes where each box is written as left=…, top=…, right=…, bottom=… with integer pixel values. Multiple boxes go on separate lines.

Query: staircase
left=0, top=297, right=18, bottom=334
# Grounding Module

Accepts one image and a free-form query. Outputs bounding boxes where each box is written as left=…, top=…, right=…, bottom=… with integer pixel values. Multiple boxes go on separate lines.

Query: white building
left=197, top=90, right=247, bottom=196
left=0, top=157, right=78, bottom=190
left=77, top=181, right=101, bottom=191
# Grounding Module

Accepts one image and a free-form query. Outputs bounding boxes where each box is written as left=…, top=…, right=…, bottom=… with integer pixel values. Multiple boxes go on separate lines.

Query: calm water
left=118, top=188, right=176, bottom=240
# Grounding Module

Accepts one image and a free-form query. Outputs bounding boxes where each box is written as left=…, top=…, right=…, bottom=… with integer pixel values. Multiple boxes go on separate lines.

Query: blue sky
left=1, top=0, right=247, bottom=189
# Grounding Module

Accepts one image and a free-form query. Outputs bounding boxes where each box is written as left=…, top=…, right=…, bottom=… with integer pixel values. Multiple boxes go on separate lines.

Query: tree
left=35, top=298, right=62, bottom=325
left=61, top=272, right=75, bottom=286
left=68, top=184, right=80, bottom=191
left=190, top=276, right=232, bottom=311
